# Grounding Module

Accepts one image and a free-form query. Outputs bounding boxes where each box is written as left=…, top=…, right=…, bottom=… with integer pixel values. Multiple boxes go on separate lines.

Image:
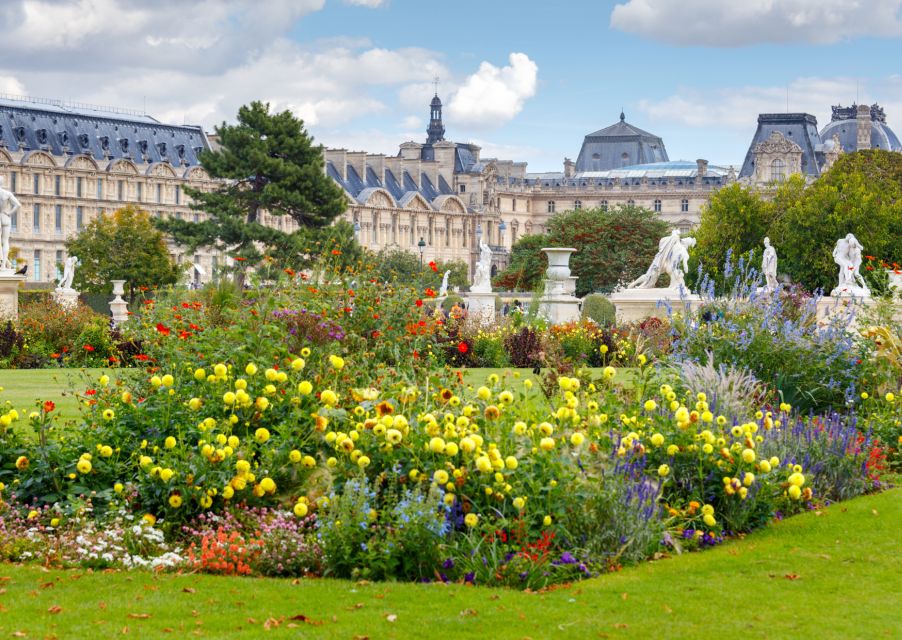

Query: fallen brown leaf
left=620, top=592, right=628, bottom=601
left=614, top=623, right=629, bottom=629
left=663, top=605, right=673, bottom=614
left=40, top=582, right=55, bottom=589
left=345, top=603, right=364, bottom=611
left=127, top=613, right=152, bottom=619
left=99, top=601, right=107, bottom=610
left=288, top=614, right=323, bottom=626
left=262, top=617, right=280, bottom=630
left=12, top=632, right=27, bottom=638
left=459, top=608, right=478, bottom=617
left=352, top=636, right=370, bottom=640
left=182, top=588, right=196, bottom=594
left=48, top=604, right=63, bottom=614
left=784, top=574, right=800, bottom=581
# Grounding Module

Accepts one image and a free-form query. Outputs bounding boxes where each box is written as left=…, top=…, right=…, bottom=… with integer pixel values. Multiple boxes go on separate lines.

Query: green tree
left=770, top=150, right=902, bottom=292
left=371, top=248, right=468, bottom=290
left=493, top=205, right=671, bottom=296
left=66, top=206, right=181, bottom=299
left=692, top=181, right=783, bottom=282
left=155, top=101, right=348, bottom=283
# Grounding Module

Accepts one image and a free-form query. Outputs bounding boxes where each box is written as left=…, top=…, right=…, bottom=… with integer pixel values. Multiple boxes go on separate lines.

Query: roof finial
left=619, top=109, right=625, bottom=122
left=433, top=76, right=440, bottom=97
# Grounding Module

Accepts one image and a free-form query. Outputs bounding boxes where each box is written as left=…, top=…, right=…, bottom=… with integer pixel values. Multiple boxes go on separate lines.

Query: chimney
left=563, top=158, right=575, bottom=178
left=401, top=157, right=422, bottom=188
left=432, top=141, right=456, bottom=186
left=324, top=148, right=348, bottom=180
left=370, top=153, right=386, bottom=185
left=856, top=104, right=871, bottom=150
left=346, top=151, right=368, bottom=183
left=696, top=158, right=708, bottom=177
left=399, top=141, right=422, bottom=160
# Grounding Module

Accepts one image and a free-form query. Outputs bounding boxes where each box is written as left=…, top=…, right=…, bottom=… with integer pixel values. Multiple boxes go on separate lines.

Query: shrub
left=504, top=325, right=543, bottom=368
left=581, top=294, right=615, bottom=326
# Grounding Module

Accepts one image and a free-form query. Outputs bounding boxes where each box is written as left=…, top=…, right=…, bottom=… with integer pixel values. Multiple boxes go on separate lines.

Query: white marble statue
left=831, top=233, right=870, bottom=297
left=438, top=269, right=451, bottom=297
left=471, top=238, right=493, bottom=292
left=761, top=237, right=778, bottom=292
left=57, top=256, right=79, bottom=291
left=0, top=176, right=22, bottom=272
left=626, top=229, right=695, bottom=290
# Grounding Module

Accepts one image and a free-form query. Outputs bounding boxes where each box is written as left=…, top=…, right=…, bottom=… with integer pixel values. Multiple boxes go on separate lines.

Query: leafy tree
left=372, top=248, right=468, bottom=290
left=769, top=150, right=902, bottom=292
left=155, top=101, right=348, bottom=283
left=691, top=181, right=784, bottom=282
left=66, top=206, right=181, bottom=299
left=493, top=205, right=671, bottom=296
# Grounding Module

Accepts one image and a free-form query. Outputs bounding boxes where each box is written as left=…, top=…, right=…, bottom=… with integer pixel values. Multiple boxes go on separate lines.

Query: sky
left=1, top=0, right=902, bottom=170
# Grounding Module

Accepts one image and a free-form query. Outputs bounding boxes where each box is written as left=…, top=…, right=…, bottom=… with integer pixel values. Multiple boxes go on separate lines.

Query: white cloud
left=0, top=75, right=26, bottom=95
left=447, top=53, right=538, bottom=128
left=344, top=0, right=386, bottom=6
left=611, top=0, right=902, bottom=46
left=400, top=115, right=421, bottom=129
left=638, top=76, right=902, bottom=132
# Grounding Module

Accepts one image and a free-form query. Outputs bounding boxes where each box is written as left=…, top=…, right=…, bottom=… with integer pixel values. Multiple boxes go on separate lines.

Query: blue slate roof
left=519, top=161, right=730, bottom=188
left=575, top=113, right=669, bottom=172
left=739, top=113, right=822, bottom=179
left=819, top=104, right=902, bottom=153
left=326, top=159, right=456, bottom=210
left=0, top=96, right=209, bottom=166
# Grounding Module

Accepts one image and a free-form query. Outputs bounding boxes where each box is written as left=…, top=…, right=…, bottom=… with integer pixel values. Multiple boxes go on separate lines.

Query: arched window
left=547, top=200, right=556, bottom=213
left=771, top=159, right=786, bottom=182
left=600, top=200, right=608, bottom=211
left=574, top=200, right=582, bottom=210
left=681, top=199, right=689, bottom=212
left=653, top=199, right=662, bottom=212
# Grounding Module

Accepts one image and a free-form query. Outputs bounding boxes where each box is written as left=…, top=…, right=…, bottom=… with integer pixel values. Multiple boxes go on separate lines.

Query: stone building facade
left=0, top=96, right=223, bottom=285
left=328, top=98, right=734, bottom=277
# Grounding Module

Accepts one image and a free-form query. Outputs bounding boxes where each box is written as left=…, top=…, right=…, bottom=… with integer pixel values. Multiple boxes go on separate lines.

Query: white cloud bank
left=610, top=0, right=902, bottom=46
left=447, top=53, right=538, bottom=128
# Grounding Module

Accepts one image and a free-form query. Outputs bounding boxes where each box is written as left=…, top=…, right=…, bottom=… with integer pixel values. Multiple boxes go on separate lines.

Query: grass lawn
left=0, top=487, right=899, bottom=639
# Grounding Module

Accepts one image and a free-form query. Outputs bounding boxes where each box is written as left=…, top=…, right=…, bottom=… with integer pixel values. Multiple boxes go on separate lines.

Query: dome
left=430, top=94, right=443, bottom=107
left=819, top=104, right=902, bottom=153
left=575, top=112, right=669, bottom=172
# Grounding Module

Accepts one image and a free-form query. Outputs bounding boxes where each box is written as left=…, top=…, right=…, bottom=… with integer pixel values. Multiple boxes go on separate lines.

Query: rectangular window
left=55, top=205, right=62, bottom=233
left=10, top=172, right=16, bottom=192
left=512, top=197, right=516, bottom=212
left=459, top=184, right=466, bottom=193
left=55, top=175, right=61, bottom=196
left=32, top=203, right=40, bottom=231
left=33, top=174, right=40, bottom=195
left=76, top=206, right=84, bottom=230
left=33, top=249, right=41, bottom=282
left=117, top=180, right=124, bottom=201
left=10, top=209, right=17, bottom=231
left=97, top=178, right=103, bottom=199
left=55, top=250, right=64, bottom=280
left=175, top=185, right=181, bottom=205
left=156, top=184, right=162, bottom=203
left=193, top=213, right=199, bottom=222
left=136, top=182, right=143, bottom=202
left=76, top=177, right=83, bottom=198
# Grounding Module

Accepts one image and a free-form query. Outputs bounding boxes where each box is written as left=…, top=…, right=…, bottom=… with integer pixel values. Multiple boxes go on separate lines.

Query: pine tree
left=156, top=101, right=347, bottom=282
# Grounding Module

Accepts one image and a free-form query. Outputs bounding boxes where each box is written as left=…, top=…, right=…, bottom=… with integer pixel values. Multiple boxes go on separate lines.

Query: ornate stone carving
left=754, top=131, right=802, bottom=155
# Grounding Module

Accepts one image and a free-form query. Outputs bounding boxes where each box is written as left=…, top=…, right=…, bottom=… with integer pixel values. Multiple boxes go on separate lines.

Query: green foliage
left=692, top=181, right=784, bottom=283
left=493, top=206, right=671, bottom=296
left=155, top=101, right=348, bottom=274
left=66, top=205, right=181, bottom=299
left=581, top=294, right=616, bottom=325
left=770, top=150, right=902, bottom=292
left=371, top=248, right=467, bottom=291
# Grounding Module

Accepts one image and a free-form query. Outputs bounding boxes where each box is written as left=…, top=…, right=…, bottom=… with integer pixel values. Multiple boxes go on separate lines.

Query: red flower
left=179, top=331, right=192, bottom=339
left=135, top=354, right=150, bottom=361
left=43, top=400, right=55, bottom=413
left=424, top=287, right=436, bottom=298
left=344, top=307, right=352, bottom=313
left=50, top=352, right=60, bottom=359
left=428, top=261, right=438, bottom=272
left=457, top=342, right=469, bottom=354
left=83, top=344, right=95, bottom=352
left=413, top=350, right=419, bottom=359
left=415, top=299, right=423, bottom=307
left=189, top=323, right=200, bottom=331
left=284, top=268, right=295, bottom=276
left=182, top=302, right=191, bottom=309
left=108, top=356, right=118, bottom=363
left=331, top=249, right=342, bottom=256
left=156, top=323, right=171, bottom=336
left=234, top=257, right=247, bottom=262
left=865, top=255, right=876, bottom=261
left=144, top=299, right=154, bottom=306
left=371, top=330, right=381, bottom=339
left=85, top=389, right=96, bottom=396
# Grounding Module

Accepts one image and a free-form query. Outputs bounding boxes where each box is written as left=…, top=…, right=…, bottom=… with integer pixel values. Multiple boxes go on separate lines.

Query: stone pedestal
left=816, top=295, right=872, bottom=328
left=466, top=291, right=496, bottom=324
left=609, top=287, right=702, bottom=324
left=53, top=288, right=79, bottom=310
left=0, top=271, right=25, bottom=321
left=537, top=247, right=582, bottom=325
left=109, top=279, right=128, bottom=326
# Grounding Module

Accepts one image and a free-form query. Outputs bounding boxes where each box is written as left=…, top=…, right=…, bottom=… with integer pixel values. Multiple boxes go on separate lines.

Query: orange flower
left=43, top=400, right=55, bottom=413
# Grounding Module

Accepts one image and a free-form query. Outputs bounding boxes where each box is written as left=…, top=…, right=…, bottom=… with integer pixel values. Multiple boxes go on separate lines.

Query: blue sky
left=1, top=0, right=901, bottom=170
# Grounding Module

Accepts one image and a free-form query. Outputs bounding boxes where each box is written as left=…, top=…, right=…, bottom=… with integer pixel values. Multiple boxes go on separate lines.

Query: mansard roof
left=0, top=96, right=210, bottom=167
left=326, top=158, right=459, bottom=212
left=819, top=103, right=902, bottom=153
left=575, top=113, right=669, bottom=172
left=739, top=113, right=822, bottom=179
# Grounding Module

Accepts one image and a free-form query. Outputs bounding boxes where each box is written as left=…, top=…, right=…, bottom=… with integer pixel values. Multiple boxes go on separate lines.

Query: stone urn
left=543, top=247, right=575, bottom=281
left=109, top=280, right=128, bottom=325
